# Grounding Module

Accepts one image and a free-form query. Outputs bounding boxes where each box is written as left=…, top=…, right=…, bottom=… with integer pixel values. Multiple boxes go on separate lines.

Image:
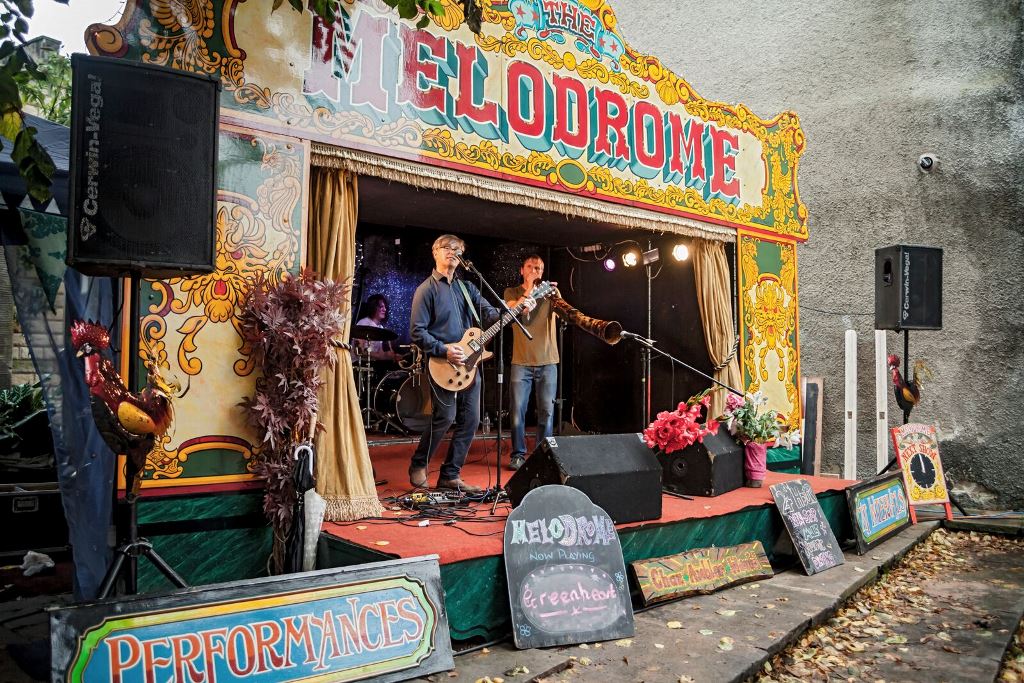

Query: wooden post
left=844, top=330, right=857, bottom=480
left=875, top=330, right=888, bottom=473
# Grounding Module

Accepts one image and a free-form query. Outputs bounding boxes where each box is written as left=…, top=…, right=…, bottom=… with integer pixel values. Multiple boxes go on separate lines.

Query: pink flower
left=725, top=392, right=744, bottom=412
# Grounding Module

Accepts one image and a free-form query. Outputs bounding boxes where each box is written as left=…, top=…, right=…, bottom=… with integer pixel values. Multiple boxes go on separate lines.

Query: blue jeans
left=510, top=363, right=558, bottom=458
left=411, top=375, right=480, bottom=481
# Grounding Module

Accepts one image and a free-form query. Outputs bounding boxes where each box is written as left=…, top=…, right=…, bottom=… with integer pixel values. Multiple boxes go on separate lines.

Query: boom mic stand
left=620, top=331, right=744, bottom=400
left=456, top=254, right=532, bottom=514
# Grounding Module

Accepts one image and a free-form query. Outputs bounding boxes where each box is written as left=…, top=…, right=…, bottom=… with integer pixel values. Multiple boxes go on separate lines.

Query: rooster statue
left=71, top=320, right=178, bottom=499
left=887, top=353, right=933, bottom=421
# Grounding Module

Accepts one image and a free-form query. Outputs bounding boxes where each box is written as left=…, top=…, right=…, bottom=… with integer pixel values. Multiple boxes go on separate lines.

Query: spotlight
left=622, top=249, right=640, bottom=268
left=603, top=257, right=617, bottom=272
left=672, top=244, right=689, bottom=261
left=642, top=248, right=660, bottom=266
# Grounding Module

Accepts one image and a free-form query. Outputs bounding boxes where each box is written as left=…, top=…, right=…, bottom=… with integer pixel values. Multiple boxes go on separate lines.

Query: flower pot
left=744, top=441, right=768, bottom=487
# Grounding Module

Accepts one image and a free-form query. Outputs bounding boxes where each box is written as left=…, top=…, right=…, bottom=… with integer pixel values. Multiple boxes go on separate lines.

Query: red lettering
left=252, top=619, right=286, bottom=673
left=454, top=42, right=498, bottom=126
left=632, top=100, right=665, bottom=170
left=316, top=609, right=343, bottom=670
left=379, top=600, right=402, bottom=647
left=169, top=633, right=204, bottom=683
left=141, top=637, right=172, bottom=683
left=708, top=127, right=740, bottom=199
left=107, top=635, right=141, bottom=683
left=593, top=88, right=630, bottom=161
left=666, top=113, right=705, bottom=182
left=508, top=61, right=547, bottom=139
left=552, top=73, right=588, bottom=150
left=399, top=25, right=448, bottom=114
left=358, top=604, right=383, bottom=650
left=283, top=615, right=317, bottom=667
left=199, top=628, right=227, bottom=683
left=226, top=625, right=257, bottom=677
left=396, top=597, right=425, bottom=643
left=338, top=599, right=364, bottom=655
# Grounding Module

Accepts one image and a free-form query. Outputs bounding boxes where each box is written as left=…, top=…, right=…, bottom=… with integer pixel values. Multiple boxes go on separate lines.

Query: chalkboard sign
left=769, top=479, right=844, bottom=575
left=503, top=485, right=634, bottom=649
left=846, top=473, right=911, bottom=554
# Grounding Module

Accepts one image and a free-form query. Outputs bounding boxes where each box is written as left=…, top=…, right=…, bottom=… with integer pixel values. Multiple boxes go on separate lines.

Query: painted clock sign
left=890, top=423, right=952, bottom=523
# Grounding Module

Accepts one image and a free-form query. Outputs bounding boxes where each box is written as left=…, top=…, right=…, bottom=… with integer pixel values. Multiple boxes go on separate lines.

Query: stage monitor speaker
left=67, top=55, right=220, bottom=278
left=874, top=245, right=942, bottom=330
left=505, top=433, right=662, bottom=524
left=659, top=430, right=743, bottom=497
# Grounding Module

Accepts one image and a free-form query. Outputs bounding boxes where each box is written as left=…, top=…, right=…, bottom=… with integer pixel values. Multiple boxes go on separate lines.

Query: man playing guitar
left=408, top=234, right=536, bottom=493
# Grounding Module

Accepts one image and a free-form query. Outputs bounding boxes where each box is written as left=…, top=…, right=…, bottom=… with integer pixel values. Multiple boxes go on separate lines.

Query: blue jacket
left=410, top=270, right=499, bottom=358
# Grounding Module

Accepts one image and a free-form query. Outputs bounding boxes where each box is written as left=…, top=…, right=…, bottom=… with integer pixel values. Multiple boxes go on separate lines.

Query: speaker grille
left=67, top=55, right=220, bottom=277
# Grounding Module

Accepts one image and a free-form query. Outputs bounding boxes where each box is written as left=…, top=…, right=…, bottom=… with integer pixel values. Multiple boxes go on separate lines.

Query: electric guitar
left=428, top=280, right=556, bottom=391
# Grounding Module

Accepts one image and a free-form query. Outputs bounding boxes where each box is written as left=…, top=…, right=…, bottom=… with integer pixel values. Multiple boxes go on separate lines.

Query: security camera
left=918, top=153, right=938, bottom=172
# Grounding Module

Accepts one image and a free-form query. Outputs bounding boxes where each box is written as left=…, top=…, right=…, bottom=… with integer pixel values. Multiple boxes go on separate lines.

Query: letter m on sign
left=304, top=7, right=388, bottom=106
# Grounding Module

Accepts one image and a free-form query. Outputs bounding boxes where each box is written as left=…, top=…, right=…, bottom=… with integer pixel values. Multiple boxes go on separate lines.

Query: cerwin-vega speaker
left=505, top=434, right=662, bottom=524
left=67, top=55, right=220, bottom=277
left=874, top=245, right=943, bottom=331
left=658, top=430, right=743, bottom=497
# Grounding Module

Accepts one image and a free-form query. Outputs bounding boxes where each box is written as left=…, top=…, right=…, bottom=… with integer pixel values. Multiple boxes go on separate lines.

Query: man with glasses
left=409, top=235, right=535, bottom=493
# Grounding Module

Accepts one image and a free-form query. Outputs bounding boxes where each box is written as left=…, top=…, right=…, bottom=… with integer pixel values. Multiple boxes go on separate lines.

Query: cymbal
left=351, top=325, right=398, bottom=342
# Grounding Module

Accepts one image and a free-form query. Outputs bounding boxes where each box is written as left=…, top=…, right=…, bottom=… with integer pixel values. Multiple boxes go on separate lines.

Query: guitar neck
left=479, top=299, right=531, bottom=345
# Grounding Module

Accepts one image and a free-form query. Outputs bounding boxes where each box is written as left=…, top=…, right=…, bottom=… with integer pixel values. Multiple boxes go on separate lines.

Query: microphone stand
left=620, top=332, right=744, bottom=399
left=456, top=255, right=533, bottom=515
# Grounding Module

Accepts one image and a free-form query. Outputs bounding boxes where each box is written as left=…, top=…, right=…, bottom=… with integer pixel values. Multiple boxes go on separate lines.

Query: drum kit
left=351, top=325, right=432, bottom=434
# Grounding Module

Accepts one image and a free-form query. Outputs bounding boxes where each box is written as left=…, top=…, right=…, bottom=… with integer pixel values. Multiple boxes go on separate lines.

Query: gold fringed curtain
left=307, top=168, right=384, bottom=521
left=694, top=239, right=743, bottom=418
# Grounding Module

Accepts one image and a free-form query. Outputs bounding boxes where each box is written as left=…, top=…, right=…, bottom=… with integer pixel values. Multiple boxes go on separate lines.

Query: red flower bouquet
left=642, top=393, right=720, bottom=454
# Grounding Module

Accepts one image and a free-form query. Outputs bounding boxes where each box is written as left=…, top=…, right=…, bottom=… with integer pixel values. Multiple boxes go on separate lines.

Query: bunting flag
left=17, top=204, right=67, bottom=312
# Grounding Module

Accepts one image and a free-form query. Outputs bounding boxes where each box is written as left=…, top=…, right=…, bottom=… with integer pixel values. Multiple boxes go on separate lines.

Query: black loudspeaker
left=658, top=430, right=743, bottom=497
left=874, top=245, right=943, bottom=330
left=506, top=434, right=662, bottom=524
left=67, top=55, right=220, bottom=277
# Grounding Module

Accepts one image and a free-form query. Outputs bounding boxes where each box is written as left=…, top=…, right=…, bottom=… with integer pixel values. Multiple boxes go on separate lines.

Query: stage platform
left=318, top=436, right=855, bottom=641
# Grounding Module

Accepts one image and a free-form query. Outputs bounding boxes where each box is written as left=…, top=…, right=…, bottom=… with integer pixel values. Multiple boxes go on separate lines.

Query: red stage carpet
left=322, top=437, right=856, bottom=565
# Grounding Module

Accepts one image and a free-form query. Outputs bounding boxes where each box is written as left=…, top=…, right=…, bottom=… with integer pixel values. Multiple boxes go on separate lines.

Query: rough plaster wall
left=614, top=1, right=1024, bottom=508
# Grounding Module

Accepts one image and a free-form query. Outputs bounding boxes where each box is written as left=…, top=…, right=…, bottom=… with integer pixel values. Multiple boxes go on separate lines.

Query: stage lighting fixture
left=603, top=257, right=616, bottom=271
left=642, top=248, right=660, bottom=266
left=622, top=249, right=640, bottom=268
left=672, top=244, right=690, bottom=261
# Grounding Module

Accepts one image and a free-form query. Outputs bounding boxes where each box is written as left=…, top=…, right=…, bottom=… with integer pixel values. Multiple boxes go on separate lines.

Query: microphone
left=455, top=251, right=475, bottom=272
left=620, top=330, right=656, bottom=344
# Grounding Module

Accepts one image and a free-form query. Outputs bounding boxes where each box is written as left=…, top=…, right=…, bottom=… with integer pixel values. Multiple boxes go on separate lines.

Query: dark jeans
left=510, top=363, right=558, bottom=458
left=410, top=374, right=481, bottom=481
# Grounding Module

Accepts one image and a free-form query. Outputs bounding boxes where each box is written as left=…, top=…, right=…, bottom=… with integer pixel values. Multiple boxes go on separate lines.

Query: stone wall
left=614, top=1, right=1024, bottom=508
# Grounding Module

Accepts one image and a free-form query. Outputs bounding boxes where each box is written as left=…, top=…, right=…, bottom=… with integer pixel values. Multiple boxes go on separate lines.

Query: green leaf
left=397, top=0, right=418, bottom=20
left=272, top=0, right=284, bottom=11
left=0, top=110, right=19, bottom=140
left=416, top=14, right=429, bottom=28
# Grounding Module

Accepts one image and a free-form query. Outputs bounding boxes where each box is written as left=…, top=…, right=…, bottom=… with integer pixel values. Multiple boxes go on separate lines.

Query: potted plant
left=719, top=391, right=801, bottom=487
left=238, top=269, right=349, bottom=574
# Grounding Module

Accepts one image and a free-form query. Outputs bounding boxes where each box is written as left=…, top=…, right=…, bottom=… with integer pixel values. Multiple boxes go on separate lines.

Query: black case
left=659, top=430, right=743, bottom=497
left=506, top=433, right=663, bottom=524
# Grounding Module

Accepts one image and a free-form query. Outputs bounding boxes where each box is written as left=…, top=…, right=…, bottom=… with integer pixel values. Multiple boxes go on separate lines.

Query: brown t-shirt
left=504, top=284, right=560, bottom=366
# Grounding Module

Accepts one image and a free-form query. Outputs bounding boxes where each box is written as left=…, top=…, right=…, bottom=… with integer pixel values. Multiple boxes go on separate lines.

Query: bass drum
left=373, top=370, right=432, bottom=433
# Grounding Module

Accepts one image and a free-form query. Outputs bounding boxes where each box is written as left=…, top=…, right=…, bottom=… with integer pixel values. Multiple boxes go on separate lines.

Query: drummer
left=353, top=294, right=399, bottom=362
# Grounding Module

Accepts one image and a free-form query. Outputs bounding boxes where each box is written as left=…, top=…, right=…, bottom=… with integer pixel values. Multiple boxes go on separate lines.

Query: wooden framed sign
left=846, top=473, right=911, bottom=554
left=630, top=542, right=773, bottom=606
left=50, top=556, right=453, bottom=683
left=769, top=478, right=844, bottom=575
left=890, top=423, right=952, bottom=523
left=504, top=485, right=634, bottom=649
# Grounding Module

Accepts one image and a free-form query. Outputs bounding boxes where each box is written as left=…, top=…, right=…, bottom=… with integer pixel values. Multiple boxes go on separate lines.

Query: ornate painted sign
left=891, top=423, right=952, bottom=523
left=738, top=230, right=801, bottom=428
left=88, top=0, right=807, bottom=240
left=50, top=556, right=454, bottom=683
left=503, top=485, right=634, bottom=649
left=845, top=473, right=911, bottom=554
left=630, top=541, right=773, bottom=606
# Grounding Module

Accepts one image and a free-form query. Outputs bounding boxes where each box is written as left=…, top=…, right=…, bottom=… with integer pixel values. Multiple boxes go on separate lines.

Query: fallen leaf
left=504, top=666, right=530, bottom=676
left=666, top=621, right=683, bottom=629
left=578, top=657, right=592, bottom=666
left=374, top=540, right=391, bottom=546
left=937, top=632, right=952, bottom=641
left=885, top=635, right=907, bottom=644
left=481, top=648, right=490, bottom=654
left=614, top=638, right=633, bottom=648
left=716, top=609, right=737, bottom=616
left=699, top=629, right=714, bottom=636
left=578, top=643, right=590, bottom=649
left=654, top=643, right=665, bottom=649
left=754, top=612, right=765, bottom=619
left=355, top=525, right=367, bottom=530
left=854, top=566, right=865, bottom=573
left=718, top=636, right=734, bottom=651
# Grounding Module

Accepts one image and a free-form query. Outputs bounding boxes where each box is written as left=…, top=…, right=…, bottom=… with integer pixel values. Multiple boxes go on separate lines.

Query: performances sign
left=630, top=541, right=773, bottom=606
left=50, top=557, right=453, bottom=683
left=769, top=478, right=844, bottom=575
left=845, top=473, right=911, bottom=554
left=91, top=0, right=808, bottom=240
left=503, top=485, right=634, bottom=649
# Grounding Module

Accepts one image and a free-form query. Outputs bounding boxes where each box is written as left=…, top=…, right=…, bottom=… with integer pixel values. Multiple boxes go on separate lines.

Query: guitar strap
left=455, top=278, right=481, bottom=326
